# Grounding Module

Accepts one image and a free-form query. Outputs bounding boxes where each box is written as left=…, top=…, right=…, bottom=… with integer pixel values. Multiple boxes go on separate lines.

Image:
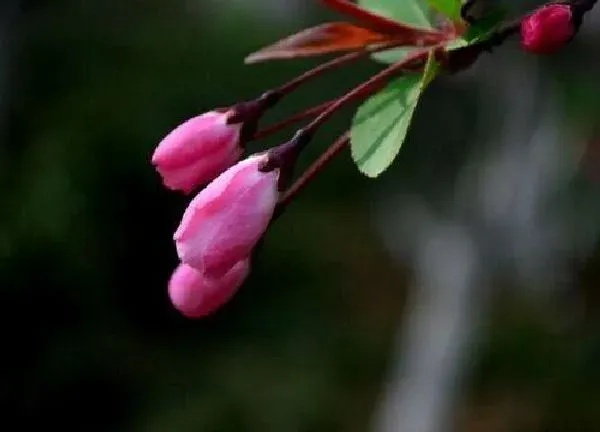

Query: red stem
left=278, top=132, right=350, bottom=209
left=272, top=40, right=411, bottom=97
left=301, top=48, right=429, bottom=138
left=251, top=99, right=334, bottom=141
left=233, top=48, right=377, bottom=125
left=251, top=41, right=413, bottom=141
left=274, top=50, right=367, bottom=95
left=252, top=77, right=389, bottom=141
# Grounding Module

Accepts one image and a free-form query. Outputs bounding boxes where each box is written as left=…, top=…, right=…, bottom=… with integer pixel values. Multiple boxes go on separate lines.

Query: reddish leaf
left=245, top=22, right=390, bottom=64
left=319, top=0, right=444, bottom=40
left=245, top=20, right=445, bottom=64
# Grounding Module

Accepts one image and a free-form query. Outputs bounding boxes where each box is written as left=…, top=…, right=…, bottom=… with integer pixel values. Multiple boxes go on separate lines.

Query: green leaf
left=425, top=0, right=462, bottom=22
left=358, top=0, right=434, bottom=64
left=358, top=0, right=434, bottom=28
left=350, top=52, right=438, bottom=178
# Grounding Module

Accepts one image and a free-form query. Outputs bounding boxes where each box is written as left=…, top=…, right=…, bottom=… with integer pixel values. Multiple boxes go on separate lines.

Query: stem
left=277, top=131, right=350, bottom=211
left=252, top=76, right=389, bottom=141
left=480, top=19, right=521, bottom=51
left=300, top=48, right=429, bottom=141
left=251, top=42, right=415, bottom=142
left=274, top=50, right=367, bottom=96
left=272, top=40, right=414, bottom=97
left=231, top=50, right=371, bottom=126
left=251, top=99, right=334, bottom=141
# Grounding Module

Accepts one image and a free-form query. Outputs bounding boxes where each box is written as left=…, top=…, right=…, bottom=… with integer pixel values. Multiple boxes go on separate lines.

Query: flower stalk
left=277, top=131, right=350, bottom=213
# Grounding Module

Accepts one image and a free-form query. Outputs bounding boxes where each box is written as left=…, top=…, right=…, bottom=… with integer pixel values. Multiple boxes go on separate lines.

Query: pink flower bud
left=168, top=260, right=250, bottom=318
left=521, top=4, right=574, bottom=54
left=174, top=154, right=279, bottom=278
left=152, top=111, right=242, bottom=193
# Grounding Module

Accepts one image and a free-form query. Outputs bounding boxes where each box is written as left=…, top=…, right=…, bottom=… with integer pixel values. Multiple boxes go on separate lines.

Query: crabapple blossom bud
left=521, top=4, right=574, bottom=54
left=152, top=110, right=242, bottom=193
left=168, top=260, right=250, bottom=318
left=174, top=153, right=279, bottom=278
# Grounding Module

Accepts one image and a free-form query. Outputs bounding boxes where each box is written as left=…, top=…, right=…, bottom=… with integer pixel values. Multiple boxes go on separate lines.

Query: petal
left=168, top=260, right=250, bottom=318
left=152, top=111, right=240, bottom=169
left=174, top=154, right=278, bottom=276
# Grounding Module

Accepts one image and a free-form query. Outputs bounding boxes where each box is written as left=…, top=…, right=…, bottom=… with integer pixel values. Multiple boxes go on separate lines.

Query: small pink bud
left=174, top=154, right=279, bottom=278
left=152, top=111, right=242, bottom=193
left=521, top=4, right=574, bottom=55
left=168, top=260, right=250, bottom=318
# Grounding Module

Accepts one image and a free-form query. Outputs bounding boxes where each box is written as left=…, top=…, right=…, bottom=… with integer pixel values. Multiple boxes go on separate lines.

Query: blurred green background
left=2, top=1, right=600, bottom=431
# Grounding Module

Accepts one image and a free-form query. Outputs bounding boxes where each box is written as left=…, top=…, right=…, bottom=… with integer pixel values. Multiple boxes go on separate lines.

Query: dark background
left=2, top=1, right=600, bottom=431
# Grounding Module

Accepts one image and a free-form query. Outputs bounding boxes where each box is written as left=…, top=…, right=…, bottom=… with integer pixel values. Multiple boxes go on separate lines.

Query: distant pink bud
left=174, top=154, right=279, bottom=278
left=168, top=260, right=250, bottom=318
left=521, top=4, right=574, bottom=54
left=152, top=110, right=242, bottom=193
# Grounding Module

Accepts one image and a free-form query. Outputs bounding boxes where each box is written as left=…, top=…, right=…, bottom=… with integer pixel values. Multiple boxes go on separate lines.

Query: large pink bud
left=168, top=260, right=250, bottom=318
left=152, top=110, right=242, bottom=193
left=521, top=4, right=574, bottom=54
left=174, top=154, right=279, bottom=278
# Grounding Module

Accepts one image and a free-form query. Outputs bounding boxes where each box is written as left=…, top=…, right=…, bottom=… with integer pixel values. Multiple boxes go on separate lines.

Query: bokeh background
left=2, top=1, right=600, bottom=431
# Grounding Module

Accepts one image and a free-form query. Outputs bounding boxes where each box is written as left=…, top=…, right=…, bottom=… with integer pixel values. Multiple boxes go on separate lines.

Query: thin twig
left=251, top=99, right=334, bottom=141
left=274, top=51, right=368, bottom=96
left=300, top=48, right=430, bottom=139
left=277, top=132, right=350, bottom=211
left=252, top=43, right=414, bottom=141
left=273, top=40, right=412, bottom=97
